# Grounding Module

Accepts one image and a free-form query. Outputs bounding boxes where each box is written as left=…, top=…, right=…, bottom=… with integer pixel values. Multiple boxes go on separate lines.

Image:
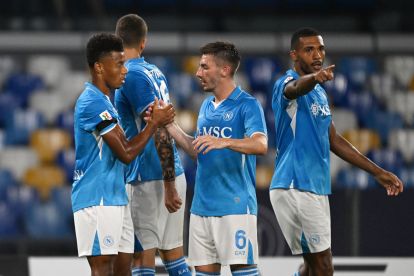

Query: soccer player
left=269, top=27, right=404, bottom=276
left=114, top=14, right=191, bottom=276
left=165, top=41, right=268, bottom=276
left=72, top=33, right=174, bottom=276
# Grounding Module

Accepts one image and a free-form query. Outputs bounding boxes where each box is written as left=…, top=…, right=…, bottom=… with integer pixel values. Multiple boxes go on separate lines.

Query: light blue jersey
left=72, top=82, right=127, bottom=212
left=191, top=87, right=267, bottom=216
left=114, top=57, right=184, bottom=184
left=270, top=70, right=332, bottom=195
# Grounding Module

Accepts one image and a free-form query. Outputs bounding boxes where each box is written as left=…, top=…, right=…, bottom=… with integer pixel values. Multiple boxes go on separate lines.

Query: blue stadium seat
left=0, top=93, right=22, bottom=127
left=56, top=110, right=74, bottom=136
left=335, top=167, right=376, bottom=189
left=367, top=149, right=404, bottom=173
left=5, top=109, right=45, bottom=145
left=338, top=57, right=378, bottom=90
left=146, top=56, right=178, bottom=77
left=398, top=167, right=414, bottom=188
left=346, top=91, right=379, bottom=125
left=322, top=72, right=349, bottom=107
left=0, top=169, right=17, bottom=201
left=56, top=149, right=75, bottom=183
left=243, top=57, right=281, bottom=93
left=24, top=201, right=73, bottom=238
left=167, top=73, right=199, bottom=108
left=6, top=184, right=40, bottom=218
left=362, top=111, right=404, bottom=144
left=4, top=72, right=44, bottom=108
left=0, top=202, right=20, bottom=237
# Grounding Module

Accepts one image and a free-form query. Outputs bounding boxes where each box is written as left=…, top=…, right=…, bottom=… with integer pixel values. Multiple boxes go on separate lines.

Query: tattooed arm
left=155, top=127, right=183, bottom=213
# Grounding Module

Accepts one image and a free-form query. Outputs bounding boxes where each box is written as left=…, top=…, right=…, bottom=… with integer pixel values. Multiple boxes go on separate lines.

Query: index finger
left=324, top=64, right=335, bottom=72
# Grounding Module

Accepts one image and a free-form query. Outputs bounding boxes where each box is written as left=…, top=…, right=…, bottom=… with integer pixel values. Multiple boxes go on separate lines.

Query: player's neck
left=293, top=64, right=306, bottom=76
left=124, top=47, right=142, bottom=60
left=92, top=79, right=110, bottom=96
left=213, top=81, right=236, bottom=102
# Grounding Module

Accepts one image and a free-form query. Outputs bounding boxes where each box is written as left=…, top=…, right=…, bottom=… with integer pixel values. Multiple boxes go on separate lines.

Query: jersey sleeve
left=79, top=98, right=117, bottom=136
left=124, top=71, right=157, bottom=116
left=243, top=99, right=268, bottom=138
left=272, top=74, right=295, bottom=110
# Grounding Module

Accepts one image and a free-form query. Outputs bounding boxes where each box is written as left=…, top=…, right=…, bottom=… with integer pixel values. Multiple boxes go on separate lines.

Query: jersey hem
left=72, top=201, right=128, bottom=213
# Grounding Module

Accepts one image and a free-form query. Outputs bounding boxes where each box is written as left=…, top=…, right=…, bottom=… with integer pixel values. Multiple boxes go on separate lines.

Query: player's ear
left=94, top=62, right=103, bottom=75
left=140, top=38, right=147, bottom=51
left=221, top=64, right=231, bottom=77
left=289, top=50, right=297, bottom=62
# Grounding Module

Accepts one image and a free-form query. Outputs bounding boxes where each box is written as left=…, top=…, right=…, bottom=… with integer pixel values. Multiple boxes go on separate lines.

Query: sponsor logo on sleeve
left=283, top=76, right=294, bottom=84
left=99, top=110, right=112, bottom=121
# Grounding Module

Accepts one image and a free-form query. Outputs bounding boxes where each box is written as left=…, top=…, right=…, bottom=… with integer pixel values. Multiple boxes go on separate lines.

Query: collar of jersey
left=227, top=86, right=243, bottom=101
left=126, top=57, right=145, bottom=67
left=287, top=69, right=300, bottom=79
left=84, top=82, right=110, bottom=101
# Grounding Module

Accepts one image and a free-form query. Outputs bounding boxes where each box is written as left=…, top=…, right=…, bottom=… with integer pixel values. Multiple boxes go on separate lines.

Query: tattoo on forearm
left=155, top=127, right=176, bottom=182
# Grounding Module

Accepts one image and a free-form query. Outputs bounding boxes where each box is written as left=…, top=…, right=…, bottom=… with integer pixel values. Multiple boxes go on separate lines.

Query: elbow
left=257, top=144, right=268, bottom=155
left=119, top=155, right=133, bottom=165
left=189, top=152, right=197, bottom=160
left=117, top=151, right=135, bottom=165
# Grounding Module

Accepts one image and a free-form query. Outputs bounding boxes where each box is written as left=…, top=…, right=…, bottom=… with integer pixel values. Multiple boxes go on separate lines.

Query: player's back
left=115, top=57, right=184, bottom=183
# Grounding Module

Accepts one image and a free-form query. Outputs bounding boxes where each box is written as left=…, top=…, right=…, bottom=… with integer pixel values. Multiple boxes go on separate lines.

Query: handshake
left=144, top=97, right=175, bottom=127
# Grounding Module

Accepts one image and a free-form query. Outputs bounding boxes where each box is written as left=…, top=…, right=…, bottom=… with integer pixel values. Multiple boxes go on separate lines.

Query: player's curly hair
left=86, top=33, right=124, bottom=68
left=291, top=27, right=321, bottom=50
left=115, top=14, right=148, bottom=48
left=200, top=41, right=241, bottom=76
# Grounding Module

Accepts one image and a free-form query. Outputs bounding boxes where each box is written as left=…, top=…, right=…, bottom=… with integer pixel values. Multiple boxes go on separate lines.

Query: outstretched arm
left=284, top=65, right=335, bottom=100
left=193, top=133, right=267, bottom=155
left=166, top=122, right=197, bottom=160
left=329, top=121, right=403, bottom=196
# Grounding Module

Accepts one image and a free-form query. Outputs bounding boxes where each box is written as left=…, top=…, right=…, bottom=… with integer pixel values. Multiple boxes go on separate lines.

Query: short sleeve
left=271, top=75, right=295, bottom=111
left=124, top=71, right=157, bottom=116
left=243, top=99, right=268, bottom=138
left=79, top=98, right=117, bottom=135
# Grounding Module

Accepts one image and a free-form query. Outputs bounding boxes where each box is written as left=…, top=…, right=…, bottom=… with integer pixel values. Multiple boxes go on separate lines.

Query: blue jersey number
left=235, top=230, right=247, bottom=249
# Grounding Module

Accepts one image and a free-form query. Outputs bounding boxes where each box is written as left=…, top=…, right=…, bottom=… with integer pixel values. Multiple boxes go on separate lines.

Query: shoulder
left=201, top=96, right=214, bottom=107
left=276, top=72, right=296, bottom=87
left=238, top=90, right=262, bottom=107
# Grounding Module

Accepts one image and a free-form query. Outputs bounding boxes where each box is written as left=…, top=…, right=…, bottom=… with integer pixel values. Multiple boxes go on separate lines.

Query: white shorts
left=128, top=173, right=187, bottom=251
left=269, top=189, right=331, bottom=255
left=188, top=214, right=259, bottom=266
left=74, top=204, right=134, bottom=257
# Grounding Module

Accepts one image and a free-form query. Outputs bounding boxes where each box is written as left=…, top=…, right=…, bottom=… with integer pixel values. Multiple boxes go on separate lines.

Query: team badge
left=311, top=103, right=319, bottom=116
left=103, top=235, right=114, bottom=247
left=309, top=234, right=320, bottom=244
left=223, top=111, right=234, bottom=121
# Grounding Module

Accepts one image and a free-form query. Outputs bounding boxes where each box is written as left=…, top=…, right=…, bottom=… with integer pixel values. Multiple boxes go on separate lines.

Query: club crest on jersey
left=310, top=103, right=331, bottom=117
left=99, top=110, right=112, bottom=121
left=223, top=111, right=234, bottom=121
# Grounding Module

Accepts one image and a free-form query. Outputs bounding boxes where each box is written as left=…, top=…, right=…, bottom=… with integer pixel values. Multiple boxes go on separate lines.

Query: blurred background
left=0, top=0, right=414, bottom=274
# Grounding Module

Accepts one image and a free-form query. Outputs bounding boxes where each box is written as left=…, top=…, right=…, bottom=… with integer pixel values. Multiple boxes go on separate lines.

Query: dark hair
left=200, top=41, right=241, bottom=76
left=115, top=14, right=148, bottom=48
left=290, top=27, right=321, bottom=50
left=86, top=33, right=124, bottom=68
